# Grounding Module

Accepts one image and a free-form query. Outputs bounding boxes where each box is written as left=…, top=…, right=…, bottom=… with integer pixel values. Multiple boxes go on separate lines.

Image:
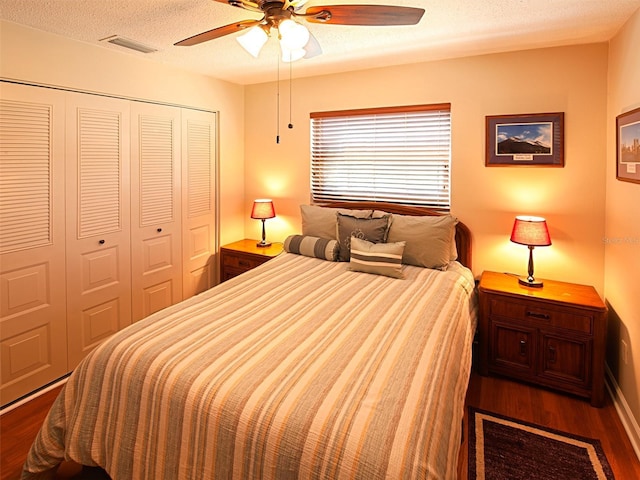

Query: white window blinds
left=310, top=104, right=451, bottom=210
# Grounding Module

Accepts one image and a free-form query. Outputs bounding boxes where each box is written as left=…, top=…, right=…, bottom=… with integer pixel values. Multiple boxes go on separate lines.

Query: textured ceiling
left=1, top=0, right=639, bottom=85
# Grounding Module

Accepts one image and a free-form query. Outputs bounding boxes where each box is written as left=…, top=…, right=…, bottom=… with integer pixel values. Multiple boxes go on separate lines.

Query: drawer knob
left=157, top=228, right=162, bottom=233
left=526, top=311, right=550, bottom=320
left=99, top=239, right=105, bottom=245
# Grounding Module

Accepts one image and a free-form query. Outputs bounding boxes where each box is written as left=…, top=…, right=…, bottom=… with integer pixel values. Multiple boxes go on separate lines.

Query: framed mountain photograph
left=616, top=107, right=640, bottom=184
left=486, top=112, right=564, bottom=166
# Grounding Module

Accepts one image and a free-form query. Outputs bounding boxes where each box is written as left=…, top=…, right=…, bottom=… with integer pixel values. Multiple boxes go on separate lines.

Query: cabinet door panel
left=130, top=103, right=182, bottom=321
left=65, top=93, right=131, bottom=368
left=0, top=84, right=68, bottom=405
left=538, top=333, right=591, bottom=387
left=490, top=320, right=535, bottom=374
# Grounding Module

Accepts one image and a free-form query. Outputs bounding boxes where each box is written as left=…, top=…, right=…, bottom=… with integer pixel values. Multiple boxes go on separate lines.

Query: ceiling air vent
left=100, top=35, right=157, bottom=54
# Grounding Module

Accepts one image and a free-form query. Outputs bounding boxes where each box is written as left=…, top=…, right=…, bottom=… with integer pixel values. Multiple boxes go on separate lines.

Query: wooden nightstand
left=220, top=239, right=283, bottom=282
left=477, top=271, right=607, bottom=407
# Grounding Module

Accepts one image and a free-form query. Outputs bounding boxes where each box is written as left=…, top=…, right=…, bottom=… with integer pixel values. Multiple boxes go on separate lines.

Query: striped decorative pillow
left=349, top=237, right=405, bottom=279
left=284, top=235, right=339, bottom=261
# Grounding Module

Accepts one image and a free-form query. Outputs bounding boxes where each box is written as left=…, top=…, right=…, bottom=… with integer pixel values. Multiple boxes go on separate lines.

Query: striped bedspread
left=23, top=253, right=477, bottom=480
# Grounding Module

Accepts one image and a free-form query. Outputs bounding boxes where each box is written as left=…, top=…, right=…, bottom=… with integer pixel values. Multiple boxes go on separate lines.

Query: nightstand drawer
left=219, top=240, right=284, bottom=283
left=489, top=298, right=593, bottom=334
left=222, top=253, right=265, bottom=270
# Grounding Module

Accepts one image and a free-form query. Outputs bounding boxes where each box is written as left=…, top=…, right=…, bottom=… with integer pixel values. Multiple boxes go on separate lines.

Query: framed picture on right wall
left=616, top=106, right=640, bottom=184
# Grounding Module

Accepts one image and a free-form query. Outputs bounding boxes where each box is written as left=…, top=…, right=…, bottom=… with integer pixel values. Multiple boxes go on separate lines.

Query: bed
left=22, top=202, right=476, bottom=480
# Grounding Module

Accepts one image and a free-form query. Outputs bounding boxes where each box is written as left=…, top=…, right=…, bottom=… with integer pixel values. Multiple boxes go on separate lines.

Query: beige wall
left=244, top=43, right=609, bottom=295
left=605, top=7, right=640, bottom=448
left=0, top=20, right=246, bottom=247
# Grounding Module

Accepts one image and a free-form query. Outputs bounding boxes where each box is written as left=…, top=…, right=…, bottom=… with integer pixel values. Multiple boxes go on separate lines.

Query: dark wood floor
left=2, top=373, right=639, bottom=480
left=459, top=372, right=640, bottom=479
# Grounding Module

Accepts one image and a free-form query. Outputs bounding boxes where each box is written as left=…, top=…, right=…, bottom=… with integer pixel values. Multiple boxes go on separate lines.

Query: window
left=310, top=104, right=451, bottom=211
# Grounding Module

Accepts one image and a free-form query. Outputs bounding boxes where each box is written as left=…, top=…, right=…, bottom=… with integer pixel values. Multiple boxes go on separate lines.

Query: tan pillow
left=300, top=205, right=372, bottom=240
left=349, top=237, right=405, bottom=279
left=386, top=214, right=457, bottom=270
left=372, top=210, right=458, bottom=261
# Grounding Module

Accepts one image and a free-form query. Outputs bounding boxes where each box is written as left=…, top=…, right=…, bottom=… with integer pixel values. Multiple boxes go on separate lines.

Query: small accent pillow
left=349, top=237, right=405, bottom=279
left=386, top=214, right=458, bottom=270
left=300, top=205, right=372, bottom=240
left=336, top=213, right=391, bottom=262
left=284, top=235, right=339, bottom=261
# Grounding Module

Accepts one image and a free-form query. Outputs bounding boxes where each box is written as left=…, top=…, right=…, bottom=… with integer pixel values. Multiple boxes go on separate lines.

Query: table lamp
left=510, top=215, right=551, bottom=287
left=251, top=199, right=276, bottom=247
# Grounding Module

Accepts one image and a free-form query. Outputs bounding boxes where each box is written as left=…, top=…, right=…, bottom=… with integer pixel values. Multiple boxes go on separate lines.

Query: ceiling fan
left=175, top=0, right=425, bottom=61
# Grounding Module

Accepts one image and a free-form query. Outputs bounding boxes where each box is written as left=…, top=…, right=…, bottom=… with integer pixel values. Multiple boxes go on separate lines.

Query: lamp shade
left=237, top=26, right=268, bottom=58
left=510, top=216, right=551, bottom=247
left=251, top=199, right=276, bottom=220
left=278, top=19, right=310, bottom=51
left=281, top=46, right=306, bottom=63
left=302, top=31, right=322, bottom=59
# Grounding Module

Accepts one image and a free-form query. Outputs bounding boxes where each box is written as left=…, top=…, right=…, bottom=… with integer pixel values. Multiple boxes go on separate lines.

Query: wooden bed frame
left=324, top=201, right=472, bottom=269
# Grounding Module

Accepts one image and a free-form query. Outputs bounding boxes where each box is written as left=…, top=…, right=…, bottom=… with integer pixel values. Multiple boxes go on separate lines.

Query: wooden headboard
left=324, top=201, right=472, bottom=269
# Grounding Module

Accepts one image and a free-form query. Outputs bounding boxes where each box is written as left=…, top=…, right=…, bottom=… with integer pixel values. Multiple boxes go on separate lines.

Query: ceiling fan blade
left=304, top=5, right=424, bottom=26
left=175, top=20, right=262, bottom=46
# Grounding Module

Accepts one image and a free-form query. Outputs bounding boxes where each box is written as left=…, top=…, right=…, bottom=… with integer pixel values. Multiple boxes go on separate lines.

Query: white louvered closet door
left=0, top=83, right=68, bottom=406
left=65, top=92, right=132, bottom=369
left=181, top=109, right=217, bottom=298
left=130, top=102, right=182, bottom=322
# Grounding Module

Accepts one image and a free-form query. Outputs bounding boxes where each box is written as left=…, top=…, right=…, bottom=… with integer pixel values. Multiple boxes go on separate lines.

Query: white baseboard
left=605, top=364, right=640, bottom=462
left=0, top=376, right=68, bottom=415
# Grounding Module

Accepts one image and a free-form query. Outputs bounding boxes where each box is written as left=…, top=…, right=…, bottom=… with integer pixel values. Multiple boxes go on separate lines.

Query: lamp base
left=256, top=240, right=272, bottom=247
left=518, top=276, right=544, bottom=288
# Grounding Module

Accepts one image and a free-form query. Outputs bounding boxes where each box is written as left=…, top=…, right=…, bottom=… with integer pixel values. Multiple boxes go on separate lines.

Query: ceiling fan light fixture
left=278, top=19, right=310, bottom=50
left=237, top=25, right=269, bottom=57
left=280, top=28, right=321, bottom=62
left=302, top=31, right=322, bottom=59
left=281, top=46, right=306, bottom=62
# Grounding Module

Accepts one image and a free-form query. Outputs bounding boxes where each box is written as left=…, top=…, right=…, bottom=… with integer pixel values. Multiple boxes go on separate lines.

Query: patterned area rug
left=468, top=407, right=615, bottom=480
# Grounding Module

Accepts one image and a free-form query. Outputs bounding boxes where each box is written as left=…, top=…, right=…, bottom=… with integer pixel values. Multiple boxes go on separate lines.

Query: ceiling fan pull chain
left=276, top=54, right=280, bottom=144
left=288, top=60, right=293, bottom=130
